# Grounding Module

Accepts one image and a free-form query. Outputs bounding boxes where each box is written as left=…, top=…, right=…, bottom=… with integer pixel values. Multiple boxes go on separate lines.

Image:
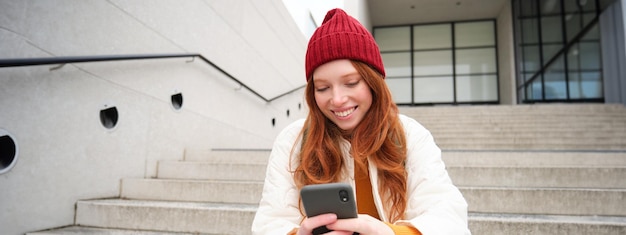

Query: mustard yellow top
left=355, top=161, right=421, bottom=235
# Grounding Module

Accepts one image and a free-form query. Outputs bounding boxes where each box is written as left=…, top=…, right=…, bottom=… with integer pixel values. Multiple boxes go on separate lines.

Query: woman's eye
left=315, top=87, right=329, bottom=92
left=347, top=80, right=360, bottom=87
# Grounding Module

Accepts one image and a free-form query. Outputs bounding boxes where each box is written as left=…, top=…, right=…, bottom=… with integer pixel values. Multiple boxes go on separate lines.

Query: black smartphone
left=300, top=183, right=358, bottom=235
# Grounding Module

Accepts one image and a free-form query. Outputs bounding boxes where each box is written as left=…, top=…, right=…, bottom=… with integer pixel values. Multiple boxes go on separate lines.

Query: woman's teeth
left=334, top=107, right=355, bottom=117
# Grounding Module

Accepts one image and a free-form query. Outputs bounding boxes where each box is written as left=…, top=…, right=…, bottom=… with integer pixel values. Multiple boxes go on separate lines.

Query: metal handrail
left=0, top=53, right=304, bottom=102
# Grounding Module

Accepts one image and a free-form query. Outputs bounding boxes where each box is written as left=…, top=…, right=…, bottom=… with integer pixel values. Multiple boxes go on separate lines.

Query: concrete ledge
left=442, top=151, right=626, bottom=167
left=76, top=199, right=256, bottom=235
left=158, top=161, right=267, bottom=181
left=121, top=179, right=263, bottom=204
left=435, top=137, right=626, bottom=150
left=469, top=213, right=626, bottom=235
left=462, top=187, right=626, bottom=216
left=26, top=226, right=196, bottom=234
left=448, top=166, right=626, bottom=188
left=183, top=149, right=270, bottom=163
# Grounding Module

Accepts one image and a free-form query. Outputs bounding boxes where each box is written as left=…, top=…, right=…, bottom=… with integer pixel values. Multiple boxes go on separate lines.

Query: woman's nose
left=331, top=89, right=348, bottom=105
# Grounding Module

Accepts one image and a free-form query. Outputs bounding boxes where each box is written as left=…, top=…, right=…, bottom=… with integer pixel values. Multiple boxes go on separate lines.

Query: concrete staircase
left=29, top=104, right=626, bottom=234
left=402, top=104, right=626, bottom=234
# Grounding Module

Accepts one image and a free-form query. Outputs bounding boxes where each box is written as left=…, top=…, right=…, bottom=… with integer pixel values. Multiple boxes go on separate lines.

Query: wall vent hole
left=171, top=93, right=183, bottom=110
left=100, top=106, right=119, bottom=129
left=271, top=118, right=276, bottom=127
left=0, top=131, right=18, bottom=174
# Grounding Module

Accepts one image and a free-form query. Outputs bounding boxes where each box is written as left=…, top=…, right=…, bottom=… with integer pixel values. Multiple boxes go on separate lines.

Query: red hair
left=292, top=60, right=408, bottom=222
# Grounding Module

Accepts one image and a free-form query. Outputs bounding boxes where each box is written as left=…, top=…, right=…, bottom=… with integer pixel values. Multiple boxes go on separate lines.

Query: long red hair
left=292, top=60, right=408, bottom=222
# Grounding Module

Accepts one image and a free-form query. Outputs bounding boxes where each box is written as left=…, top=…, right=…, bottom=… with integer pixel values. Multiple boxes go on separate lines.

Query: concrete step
left=120, top=178, right=263, bottom=204
left=448, top=166, right=626, bottom=188
left=425, top=125, right=626, bottom=134
left=156, top=151, right=626, bottom=189
left=43, top=212, right=626, bottom=235
left=157, top=161, right=266, bottom=181
left=434, top=137, right=626, bottom=150
left=75, top=199, right=256, bottom=235
left=441, top=151, right=626, bottom=167
left=469, top=213, right=626, bottom=235
left=182, top=150, right=626, bottom=167
left=183, top=149, right=270, bottom=163
left=430, top=131, right=626, bottom=139
left=26, top=226, right=199, bottom=234
left=31, top=215, right=626, bottom=235
left=462, top=187, right=626, bottom=216
left=398, top=104, right=626, bottom=116
left=123, top=177, right=625, bottom=216
left=415, top=116, right=626, bottom=123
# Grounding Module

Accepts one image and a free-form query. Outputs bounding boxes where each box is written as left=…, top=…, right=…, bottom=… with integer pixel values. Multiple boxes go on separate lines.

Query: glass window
left=541, top=0, right=562, bottom=15
left=544, top=56, right=567, bottom=99
left=567, top=44, right=582, bottom=70
left=375, top=19, right=498, bottom=105
left=375, top=27, right=411, bottom=51
left=579, top=42, right=601, bottom=70
left=522, top=45, right=541, bottom=73
left=455, top=21, right=495, bottom=47
left=568, top=72, right=602, bottom=99
left=542, top=44, right=563, bottom=65
left=413, top=50, right=453, bottom=76
left=520, top=0, right=539, bottom=17
left=582, top=23, right=600, bottom=40
left=564, top=13, right=596, bottom=42
left=564, top=0, right=580, bottom=13
left=382, top=53, right=411, bottom=77
left=579, top=0, right=597, bottom=12
left=567, top=42, right=601, bottom=70
left=455, top=48, right=497, bottom=74
left=385, top=78, right=412, bottom=103
left=523, top=72, right=537, bottom=83
left=456, top=75, right=498, bottom=102
left=413, top=76, right=454, bottom=103
left=541, top=16, right=563, bottom=43
left=413, top=24, right=451, bottom=50
left=514, top=0, right=603, bottom=103
left=521, top=18, right=539, bottom=44
left=528, top=79, right=544, bottom=100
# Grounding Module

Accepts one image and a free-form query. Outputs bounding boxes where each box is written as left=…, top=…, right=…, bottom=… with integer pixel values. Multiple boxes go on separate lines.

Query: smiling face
left=312, top=59, right=373, bottom=133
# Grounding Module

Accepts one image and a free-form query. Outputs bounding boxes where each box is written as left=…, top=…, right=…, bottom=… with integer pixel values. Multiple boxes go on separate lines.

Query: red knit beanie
left=305, top=8, right=385, bottom=81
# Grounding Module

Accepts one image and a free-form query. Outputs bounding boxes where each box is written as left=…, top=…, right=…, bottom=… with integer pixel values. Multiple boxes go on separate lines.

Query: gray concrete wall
left=0, top=0, right=307, bottom=234
left=497, top=0, right=516, bottom=105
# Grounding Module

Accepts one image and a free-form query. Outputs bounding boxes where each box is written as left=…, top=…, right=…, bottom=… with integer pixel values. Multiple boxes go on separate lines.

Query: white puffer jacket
left=251, top=114, right=470, bottom=235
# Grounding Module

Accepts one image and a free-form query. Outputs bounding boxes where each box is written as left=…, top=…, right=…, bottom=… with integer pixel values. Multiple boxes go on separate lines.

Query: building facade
left=367, top=0, right=625, bottom=106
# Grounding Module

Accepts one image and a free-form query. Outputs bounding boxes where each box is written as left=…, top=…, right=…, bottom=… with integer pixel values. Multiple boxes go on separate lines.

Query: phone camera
left=339, top=190, right=349, bottom=202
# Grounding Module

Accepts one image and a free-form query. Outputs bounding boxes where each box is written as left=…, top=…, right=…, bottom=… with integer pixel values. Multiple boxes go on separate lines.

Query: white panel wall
left=0, top=1, right=308, bottom=234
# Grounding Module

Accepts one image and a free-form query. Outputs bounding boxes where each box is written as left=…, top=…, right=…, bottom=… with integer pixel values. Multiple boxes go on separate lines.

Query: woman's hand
left=298, top=214, right=394, bottom=235
left=297, top=213, right=339, bottom=235
left=327, top=214, right=394, bottom=235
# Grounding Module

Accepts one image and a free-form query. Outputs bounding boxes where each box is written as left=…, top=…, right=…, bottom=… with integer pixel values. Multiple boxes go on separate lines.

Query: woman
left=252, top=8, right=470, bottom=235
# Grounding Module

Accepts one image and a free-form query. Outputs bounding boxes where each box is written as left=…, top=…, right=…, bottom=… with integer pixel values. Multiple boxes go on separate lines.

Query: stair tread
left=469, top=212, right=626, bottom=225
left=79, top=198, right=258, bottom=211
left=28, top=226, right=201, bottom=235
left=460, top=186, right=626, bottom=191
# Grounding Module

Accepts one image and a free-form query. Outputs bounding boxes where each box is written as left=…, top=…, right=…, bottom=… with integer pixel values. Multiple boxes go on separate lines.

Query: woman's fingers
left=298, top=213, right=338, bottom=235
left=326, top=214, right=394, bottom=235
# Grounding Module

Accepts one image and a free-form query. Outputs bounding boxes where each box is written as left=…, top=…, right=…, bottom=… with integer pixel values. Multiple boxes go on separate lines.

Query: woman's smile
left=333, top=106, right=357, bottom=118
